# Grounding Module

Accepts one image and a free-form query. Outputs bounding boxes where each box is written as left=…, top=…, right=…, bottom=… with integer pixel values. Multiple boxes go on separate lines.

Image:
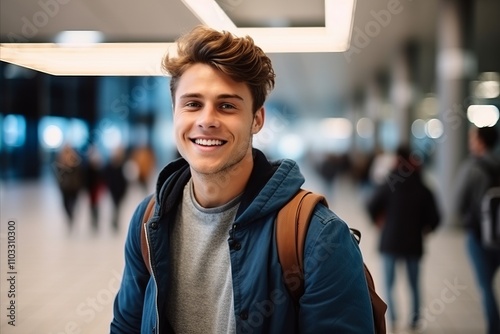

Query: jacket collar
left=154, top=148, right=304, bottom=222
left=155, top=158, right=190, bottom=217
left=236, top=149, right=276, bottom=217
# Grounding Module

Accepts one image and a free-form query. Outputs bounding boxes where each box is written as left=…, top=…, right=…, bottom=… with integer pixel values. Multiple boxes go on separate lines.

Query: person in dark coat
left=454, top=126, right=500, bottom=334
left=366, top=144, right=441, bottom=332
left=104, top=146, right=129, bottom=232
left=84, top=145, right=104, bottom=232
left=55, top=144, right=84, bottom=231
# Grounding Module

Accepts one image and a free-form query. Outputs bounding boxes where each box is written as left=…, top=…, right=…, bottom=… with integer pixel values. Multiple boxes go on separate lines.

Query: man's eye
left=220, top=103, right=236, bottom=110
left=185, top=102, right=201, bottom=108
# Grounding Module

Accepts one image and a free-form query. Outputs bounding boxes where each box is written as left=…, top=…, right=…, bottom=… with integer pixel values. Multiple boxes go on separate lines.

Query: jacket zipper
left=144, top=221, right=160, bottom=334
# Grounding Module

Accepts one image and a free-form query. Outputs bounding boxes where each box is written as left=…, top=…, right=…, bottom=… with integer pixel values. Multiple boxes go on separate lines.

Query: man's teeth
left=195, top=139, right=223, bottom=146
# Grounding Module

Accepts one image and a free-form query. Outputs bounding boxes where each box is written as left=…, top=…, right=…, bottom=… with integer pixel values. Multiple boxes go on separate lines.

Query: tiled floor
left=0, top=165, right=498, bottom=333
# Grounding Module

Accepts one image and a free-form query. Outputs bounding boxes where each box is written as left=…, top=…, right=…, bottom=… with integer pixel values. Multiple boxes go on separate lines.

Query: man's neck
left=191, top=155, right=254, bottom=208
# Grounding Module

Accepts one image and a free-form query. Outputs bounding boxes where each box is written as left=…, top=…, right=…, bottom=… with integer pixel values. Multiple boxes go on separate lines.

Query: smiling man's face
left=173, top=63, right=264, bottom=178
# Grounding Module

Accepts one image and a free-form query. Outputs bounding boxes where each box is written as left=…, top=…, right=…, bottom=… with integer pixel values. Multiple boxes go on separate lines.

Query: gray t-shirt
left=166, top=179, right=239, bottom=333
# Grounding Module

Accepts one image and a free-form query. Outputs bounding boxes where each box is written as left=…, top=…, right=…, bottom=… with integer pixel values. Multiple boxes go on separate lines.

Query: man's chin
left=189, top=161, right=223, bottom=176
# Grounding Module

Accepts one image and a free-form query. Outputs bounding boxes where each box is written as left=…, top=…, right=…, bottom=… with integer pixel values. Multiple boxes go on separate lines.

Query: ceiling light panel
left=0, top=0, right=356, bottom=76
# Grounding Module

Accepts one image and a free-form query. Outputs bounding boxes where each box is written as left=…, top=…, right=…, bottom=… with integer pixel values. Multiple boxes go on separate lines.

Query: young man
left=111, top=25, right=374, bottom=333
left=454, top=126, right=500, bottom=334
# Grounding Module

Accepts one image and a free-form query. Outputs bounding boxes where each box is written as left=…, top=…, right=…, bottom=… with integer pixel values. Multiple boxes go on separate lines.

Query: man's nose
left=196, top=105, right=220, bottom=128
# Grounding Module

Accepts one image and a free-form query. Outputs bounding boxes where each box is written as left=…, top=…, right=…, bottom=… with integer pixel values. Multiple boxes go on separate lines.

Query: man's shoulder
left=306, top=201, right=352, bottom=246
left=309, top=201, right=341, bottom=225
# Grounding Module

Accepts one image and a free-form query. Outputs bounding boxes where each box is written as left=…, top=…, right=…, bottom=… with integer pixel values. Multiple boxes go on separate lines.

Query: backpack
left=478, top=161, right=500, bottom=249
left=275, top=189, right=386, bottom=334
left=140, top=189, right=387, bottom=333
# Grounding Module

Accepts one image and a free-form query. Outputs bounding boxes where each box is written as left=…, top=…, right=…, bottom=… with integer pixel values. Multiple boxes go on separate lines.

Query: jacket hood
left=154, top=149, right=305, bottom=225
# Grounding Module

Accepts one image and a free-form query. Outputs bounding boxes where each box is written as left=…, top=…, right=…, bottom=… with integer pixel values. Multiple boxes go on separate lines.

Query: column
left=390, top=42, right=418, bottom=146
left=435, top=0, right=475, bottom=226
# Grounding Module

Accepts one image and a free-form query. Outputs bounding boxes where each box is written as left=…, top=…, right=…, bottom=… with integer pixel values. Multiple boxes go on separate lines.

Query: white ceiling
left=1, top=0, right=498, bottom=116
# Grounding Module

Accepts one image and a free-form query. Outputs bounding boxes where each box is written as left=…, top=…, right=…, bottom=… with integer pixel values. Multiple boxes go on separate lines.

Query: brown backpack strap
left=276, top=189, right=327, bottom=304
left=350, top=228, right=387, bottom=332
left=140, top=195, right=156, bottom=275
left=364, top=263, right=388, bottom=333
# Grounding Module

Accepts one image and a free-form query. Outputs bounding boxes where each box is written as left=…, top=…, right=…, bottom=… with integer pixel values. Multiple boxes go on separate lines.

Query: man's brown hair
left=162, top=25, right=275, bottom=113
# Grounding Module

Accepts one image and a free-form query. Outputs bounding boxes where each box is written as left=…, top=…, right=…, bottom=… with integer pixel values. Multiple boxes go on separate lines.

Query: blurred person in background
left=366, top=144, right=441, bottom=332
left=54, top=144, right=84, bottom=232
left=454, top=125, right=500, bottom=334
left=104, top=146, right=129, bottom=232
left=84, top=144, right=105, bottom=233
left=129, top=144, right=156, bottom=192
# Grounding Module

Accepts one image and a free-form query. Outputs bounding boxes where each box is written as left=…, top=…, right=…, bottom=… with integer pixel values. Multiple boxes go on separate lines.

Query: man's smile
left=192, top=138, right=227, bottom=146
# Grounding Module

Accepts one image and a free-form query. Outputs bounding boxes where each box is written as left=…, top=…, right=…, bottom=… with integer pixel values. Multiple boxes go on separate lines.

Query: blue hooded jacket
left=111, top=149, right=374, bottom=333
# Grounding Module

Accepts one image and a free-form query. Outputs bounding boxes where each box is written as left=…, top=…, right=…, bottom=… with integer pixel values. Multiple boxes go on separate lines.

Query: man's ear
left=252, top=107, right=265, bottom=134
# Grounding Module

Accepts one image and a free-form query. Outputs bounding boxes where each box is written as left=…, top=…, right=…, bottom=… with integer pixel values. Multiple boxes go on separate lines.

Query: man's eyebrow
left=179, top=93, right=202, bottom=99
left=178, top=93, right=244, bottom=101
left=217, top=94, right=244, bottom=101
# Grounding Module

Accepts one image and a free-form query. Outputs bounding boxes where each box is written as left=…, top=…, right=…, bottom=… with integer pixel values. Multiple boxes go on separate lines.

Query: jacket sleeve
left=299, top=207, right=375, bottom=333
left=110, top=196, right=152, bottom=333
